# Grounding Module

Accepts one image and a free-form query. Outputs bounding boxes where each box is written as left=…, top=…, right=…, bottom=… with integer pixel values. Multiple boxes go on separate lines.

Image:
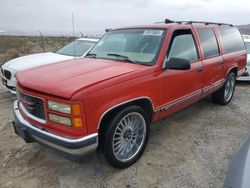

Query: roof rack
left=164, top=19, right=233, bottom=27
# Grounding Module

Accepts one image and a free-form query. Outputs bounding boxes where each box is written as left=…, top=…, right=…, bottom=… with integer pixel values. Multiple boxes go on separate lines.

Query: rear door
left=194, top=26, right=224, bottom=95
left=158, top=26, right=203, bottom=117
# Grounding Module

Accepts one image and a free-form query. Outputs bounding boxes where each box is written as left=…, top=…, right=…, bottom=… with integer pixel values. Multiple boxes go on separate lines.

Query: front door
left=158, top=28, right=203, bottom=117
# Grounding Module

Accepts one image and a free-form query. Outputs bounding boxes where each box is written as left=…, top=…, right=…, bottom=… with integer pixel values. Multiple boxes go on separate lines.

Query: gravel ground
left=0, top=82, right=250, bottom=188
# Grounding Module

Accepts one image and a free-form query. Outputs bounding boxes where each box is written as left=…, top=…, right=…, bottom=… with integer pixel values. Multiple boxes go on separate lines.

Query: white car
left=237, top=38, right=250, bottom=81
left=0, top=38, right=98, bottom=94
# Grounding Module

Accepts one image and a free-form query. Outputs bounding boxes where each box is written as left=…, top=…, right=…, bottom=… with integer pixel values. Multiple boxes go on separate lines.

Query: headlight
left=48, top=100, right=81, bottom=115
left=49, top=113, right=82, bottom=127
left=49, top=114, right=72, bottom=126
left=48, top=100, right=82, bottom=127
left=48, top=100, right=71, bottom=114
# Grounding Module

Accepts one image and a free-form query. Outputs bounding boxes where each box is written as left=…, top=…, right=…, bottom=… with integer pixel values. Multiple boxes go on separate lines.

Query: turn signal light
left=72, top=117, right=82, bottom=128
left=71, top=104, right=81, bottom=116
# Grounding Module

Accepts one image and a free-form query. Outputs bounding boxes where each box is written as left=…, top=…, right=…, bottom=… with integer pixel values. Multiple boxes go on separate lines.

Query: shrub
left=6, top=49, right=20, bottom=60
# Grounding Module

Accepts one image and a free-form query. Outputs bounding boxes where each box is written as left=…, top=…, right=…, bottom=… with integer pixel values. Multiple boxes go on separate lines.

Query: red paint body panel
left=17, top=86, right=87, bottom=138
left=16, top=24, right=247, bottom=139
left=83, top=70, right=161, bottom=133
left=17, top=58, right=149, bottom=99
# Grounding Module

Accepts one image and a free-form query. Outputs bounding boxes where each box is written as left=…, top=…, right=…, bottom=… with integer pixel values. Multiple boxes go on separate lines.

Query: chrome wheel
left=112, top=112, right=146, bottom=162
left=224, top=75, right=235, bottom=102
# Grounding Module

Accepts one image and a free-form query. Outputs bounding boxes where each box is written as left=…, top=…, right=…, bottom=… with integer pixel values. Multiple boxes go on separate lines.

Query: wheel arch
left=227, top=66, right=238, bottom=77
left=97, top=97, right=154, bottom=149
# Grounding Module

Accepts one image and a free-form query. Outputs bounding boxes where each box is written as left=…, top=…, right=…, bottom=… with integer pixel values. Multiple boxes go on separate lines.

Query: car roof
left=114, top=23, right=179, bottom=30
left=77, top=38, right=99, bottom=42
left=113, top=23, right=232, bottom=31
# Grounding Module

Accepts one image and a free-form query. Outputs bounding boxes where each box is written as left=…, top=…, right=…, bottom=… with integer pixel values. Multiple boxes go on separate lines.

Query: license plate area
left=12, top=121, right=34, bottom=143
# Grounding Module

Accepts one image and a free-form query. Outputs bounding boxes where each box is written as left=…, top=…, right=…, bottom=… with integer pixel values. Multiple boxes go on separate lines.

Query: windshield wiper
left=107, top=53, right=137, bottom=64
left=85, top=53, right=97, bottom=58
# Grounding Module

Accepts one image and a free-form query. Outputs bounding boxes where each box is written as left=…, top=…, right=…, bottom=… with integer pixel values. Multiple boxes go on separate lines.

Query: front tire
left=212, top=73, right=236, bottom=105
left=102, top=106, right=150, bottom=169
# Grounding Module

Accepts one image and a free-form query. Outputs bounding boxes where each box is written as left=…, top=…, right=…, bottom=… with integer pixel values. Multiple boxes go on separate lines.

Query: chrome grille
left=20, top=92, right=46, bottom=121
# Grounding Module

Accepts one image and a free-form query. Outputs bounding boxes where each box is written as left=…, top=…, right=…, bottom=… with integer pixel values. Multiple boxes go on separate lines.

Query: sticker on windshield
left=143, top=30, right=163, bottom=36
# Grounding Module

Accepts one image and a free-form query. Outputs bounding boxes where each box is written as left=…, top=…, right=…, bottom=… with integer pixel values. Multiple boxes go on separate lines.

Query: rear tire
left=212, top=73, right=236, bottom=105
left=102, top=105, right=150, bottom=169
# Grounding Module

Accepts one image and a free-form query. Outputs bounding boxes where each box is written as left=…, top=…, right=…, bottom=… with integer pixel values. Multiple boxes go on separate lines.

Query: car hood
left=3, top=52, right=73, bottom=71
left=224, top=136, right=250, bottom=188
left=17, top=58, right=146, bottom=99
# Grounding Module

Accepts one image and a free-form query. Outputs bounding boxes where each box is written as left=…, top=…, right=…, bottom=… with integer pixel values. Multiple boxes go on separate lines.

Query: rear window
left=218, top=27, right=245, bottom=54
left=197, top=28, right=219, bottom=58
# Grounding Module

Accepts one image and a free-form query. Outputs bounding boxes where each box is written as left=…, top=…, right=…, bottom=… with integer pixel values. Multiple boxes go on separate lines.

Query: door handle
left=197, top=67, right=203, bottom=72
left=219, top=60, right=224, bottom=65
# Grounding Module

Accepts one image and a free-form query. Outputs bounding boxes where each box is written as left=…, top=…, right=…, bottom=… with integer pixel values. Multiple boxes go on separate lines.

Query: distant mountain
left=237, top=24, right=250, bottom=35
left=0, top=29, right=104, bottom=37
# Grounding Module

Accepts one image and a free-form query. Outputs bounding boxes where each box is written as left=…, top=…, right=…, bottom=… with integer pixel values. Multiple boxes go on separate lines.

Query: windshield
left=245, top=42, right=250, bottom=54
left=55, top=40, right=95, bottom=57
left=87, top=29, right=166, bottom=65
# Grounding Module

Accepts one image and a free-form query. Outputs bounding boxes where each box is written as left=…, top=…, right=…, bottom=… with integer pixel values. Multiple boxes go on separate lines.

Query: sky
left=0, top=0, right=250, bottom=35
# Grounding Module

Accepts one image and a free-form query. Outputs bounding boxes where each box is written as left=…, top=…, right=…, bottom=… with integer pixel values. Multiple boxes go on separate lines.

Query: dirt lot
left=0, top=82, right=250, bottom=188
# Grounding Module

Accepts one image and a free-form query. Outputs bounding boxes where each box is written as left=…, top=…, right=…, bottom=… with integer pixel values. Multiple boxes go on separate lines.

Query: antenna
left=72, top=13, right=76, bottom=60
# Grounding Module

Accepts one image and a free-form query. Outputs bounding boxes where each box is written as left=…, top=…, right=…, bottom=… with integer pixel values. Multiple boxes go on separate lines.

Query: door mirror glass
left=166, top=58, right=191, bottom=70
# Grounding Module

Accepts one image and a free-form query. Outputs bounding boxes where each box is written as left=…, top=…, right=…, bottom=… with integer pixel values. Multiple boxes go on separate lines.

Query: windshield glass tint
left=56, top=40, right=95, bottom=57
left=88, top=29, right=165, bottom=65
left=245, top=42, right=250, bottom=54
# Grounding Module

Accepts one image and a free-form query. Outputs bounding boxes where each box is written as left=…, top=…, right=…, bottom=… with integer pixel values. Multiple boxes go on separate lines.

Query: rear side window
left=218, top=27, right=245, bottom=54
left=197, top=28, right=219, bottom=58
left=167, top=30, right=198, bottom=62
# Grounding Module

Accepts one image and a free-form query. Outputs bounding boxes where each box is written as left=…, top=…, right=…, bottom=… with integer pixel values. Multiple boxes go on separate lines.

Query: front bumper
left=12, top=100, right=98, bottom=157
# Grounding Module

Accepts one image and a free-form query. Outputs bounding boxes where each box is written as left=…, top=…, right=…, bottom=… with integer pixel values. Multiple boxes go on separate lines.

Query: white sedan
left=237, top=38, right=250, bottom=81
left=1, top=38, right=98, bottom=94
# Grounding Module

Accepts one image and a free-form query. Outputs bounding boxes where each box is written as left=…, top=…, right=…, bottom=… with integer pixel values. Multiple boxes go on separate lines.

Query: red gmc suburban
left=13, top=20, right=247, bottom=168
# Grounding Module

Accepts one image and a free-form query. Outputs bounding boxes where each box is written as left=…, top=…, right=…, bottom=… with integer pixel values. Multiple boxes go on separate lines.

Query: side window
left=218, top=27, right=245, bottom=54
left=167, top=30, right=198, bottom=62
left=198, top=28, right=219, bottom=58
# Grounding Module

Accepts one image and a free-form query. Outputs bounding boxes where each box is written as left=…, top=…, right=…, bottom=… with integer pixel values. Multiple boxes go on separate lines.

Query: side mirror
left=165, top=58, right=191, bottom=70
